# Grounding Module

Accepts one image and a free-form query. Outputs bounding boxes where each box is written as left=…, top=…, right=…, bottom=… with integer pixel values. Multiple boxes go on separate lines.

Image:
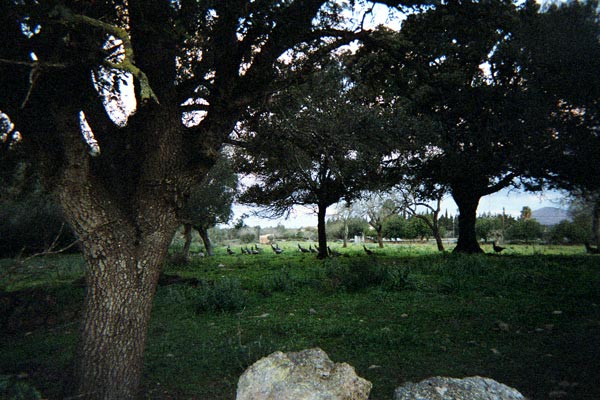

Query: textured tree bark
left=75, top=239, right=170, bottom=399
left=57, top=172, right=180, bottom=399
left=54, top=102, right=188, bottom=399
left=453, top=193, right=484, bottom=254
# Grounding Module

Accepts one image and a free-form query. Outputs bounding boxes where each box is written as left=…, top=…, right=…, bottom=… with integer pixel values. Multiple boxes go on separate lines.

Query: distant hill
left=531, top=207, right=571, bottom=226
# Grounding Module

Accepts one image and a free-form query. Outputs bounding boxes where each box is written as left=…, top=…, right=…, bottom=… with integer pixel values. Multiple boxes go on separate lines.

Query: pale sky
left=231, top=188, right=566, bottom=229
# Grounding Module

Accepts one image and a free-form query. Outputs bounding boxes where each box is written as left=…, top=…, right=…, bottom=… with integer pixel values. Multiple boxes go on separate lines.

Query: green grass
left=1, top=243, right=599, bottom=399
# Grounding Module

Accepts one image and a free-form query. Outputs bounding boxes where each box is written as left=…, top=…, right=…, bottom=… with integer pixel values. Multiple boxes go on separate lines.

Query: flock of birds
left=224, top=242, right=511, bottom=256
left=225, top=243, right=376, bottom=256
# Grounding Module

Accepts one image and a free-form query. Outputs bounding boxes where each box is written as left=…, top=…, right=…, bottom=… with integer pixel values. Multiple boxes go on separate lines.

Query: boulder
left=236, top=348, right=372, bottom=400
left=394, top=376, right=526, bottom=400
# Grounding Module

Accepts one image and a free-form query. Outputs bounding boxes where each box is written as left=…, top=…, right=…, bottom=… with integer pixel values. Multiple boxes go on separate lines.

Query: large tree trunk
left=59, top=187, right=179, bottom=399
left=197, top=225, right=213, bottom=256
left=74, top=238, right=172, bottom=399
left=317, top=204, right=328, bottom=259
left=55, top=99, right=190, bottom=399
left=453, top=192, right=484, bottom=254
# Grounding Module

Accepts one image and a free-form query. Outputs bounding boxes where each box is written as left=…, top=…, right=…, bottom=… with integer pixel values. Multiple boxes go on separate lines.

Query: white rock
left=394, top=376, right=526, bottom=400
left=236, top=348, right=372, bottom=400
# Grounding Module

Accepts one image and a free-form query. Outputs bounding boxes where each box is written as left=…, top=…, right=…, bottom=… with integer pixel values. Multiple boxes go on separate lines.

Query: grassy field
left=1, top=242, right=599, bottom=399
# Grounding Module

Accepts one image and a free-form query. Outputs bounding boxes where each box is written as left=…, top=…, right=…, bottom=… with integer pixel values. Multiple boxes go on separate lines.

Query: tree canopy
left=350, top=0, right=599, bottom=253
left=235, top=61, right=390, bottom=257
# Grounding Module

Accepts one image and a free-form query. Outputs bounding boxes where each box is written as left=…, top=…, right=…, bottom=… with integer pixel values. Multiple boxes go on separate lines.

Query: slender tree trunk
left=453, top=192, right=484, bottom=254
left=317, top=204, right=328, bottom=259
left=182, top=223, right=193, bottom=260
left=434, top=229, right=445, bottom=252
left=342, top=221, right=348, bottom=248
left=432, top=199, right=445, bottom=252
left=376, top=229, right=384, bottom=248
left=197, top=225, right=213, bottom=256
left=415, top=214, right=445, bottom=252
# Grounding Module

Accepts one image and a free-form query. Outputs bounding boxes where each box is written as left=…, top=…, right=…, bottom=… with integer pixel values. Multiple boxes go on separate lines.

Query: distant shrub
left=239, top=232, right=256, bottom=244
left=258, top=268, right=299, bottom=296
left=0, top=194, right=77, bottom=257
left=505, top=219, right=544, bottom=243
left=196, top=278, right=248, bottom=313
left=547, top=220, right=590, bottom=244
left=321, top=259, right=413, bottom=292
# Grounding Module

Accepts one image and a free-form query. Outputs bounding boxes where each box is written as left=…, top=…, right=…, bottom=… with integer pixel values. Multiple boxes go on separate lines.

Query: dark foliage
left=0, top=194, right=77, bottom=257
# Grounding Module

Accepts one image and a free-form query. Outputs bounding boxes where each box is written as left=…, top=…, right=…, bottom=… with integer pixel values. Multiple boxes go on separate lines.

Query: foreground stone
left=236, top=348, right=372, bottom=400
left=394, top=376, right=526, bottom=400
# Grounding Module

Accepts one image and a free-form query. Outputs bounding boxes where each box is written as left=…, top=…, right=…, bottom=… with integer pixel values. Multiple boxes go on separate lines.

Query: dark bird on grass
left=363, top=245, right=374, bottom=256
left=254, top=244, right=262, bottom=252
left=328, top=246, right=340, bottom=257
left=271, top=244, right=283, bottom=254
left=309, top=245, right=317, bottom=253
left=314, top=245, right=320, bottom=252
left=298, top=243, right=310, bottom=253
left=585, top=242, right=600, bottom=254
left=226, top=245, right=234, bottom=255
left=493, top=241, right=506, bottom=253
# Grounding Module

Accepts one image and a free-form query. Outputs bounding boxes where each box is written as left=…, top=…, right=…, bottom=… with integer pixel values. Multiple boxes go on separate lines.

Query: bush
left=505, top=219, right=544, bottom=243
left=547, top=219, right=590, bottom=244
left=321, top=259, right=413, bottom=292
left=238, top=231, right=256, bottom=244
left=196, top=278, right=248, bottom=313
left=0, top=194, right=77, bottom=257
left=258, top=268, right=299, bottom=296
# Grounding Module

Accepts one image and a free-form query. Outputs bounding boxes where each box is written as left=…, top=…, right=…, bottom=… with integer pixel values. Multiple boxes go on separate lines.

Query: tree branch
left=482, top=173, right=516, bottom=196
left=0, top=58, right=69, bottom=109
left=52, top=5, right=159, bottom=104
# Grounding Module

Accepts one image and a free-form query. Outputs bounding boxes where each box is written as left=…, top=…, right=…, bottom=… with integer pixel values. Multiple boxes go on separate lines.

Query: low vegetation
left=1, top=243, right=599, bottom=399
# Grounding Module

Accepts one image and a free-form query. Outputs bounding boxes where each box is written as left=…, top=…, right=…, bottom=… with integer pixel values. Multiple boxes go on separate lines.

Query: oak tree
left=0, top=1, right=388, bottom=397
left=353, top=0, right=557, bottom=253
